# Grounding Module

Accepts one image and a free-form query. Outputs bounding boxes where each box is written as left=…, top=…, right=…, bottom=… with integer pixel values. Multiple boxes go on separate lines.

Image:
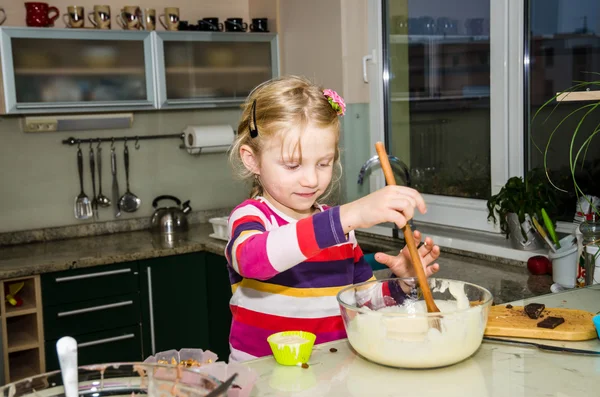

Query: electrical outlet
left=22, top=120, right=58, bottom=133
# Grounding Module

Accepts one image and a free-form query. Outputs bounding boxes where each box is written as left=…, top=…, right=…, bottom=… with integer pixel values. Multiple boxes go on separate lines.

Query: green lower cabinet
left=205, top=253, right=233, bottom=361
left=140, top=252, right=210, bottom=357
left=45, top=325, right=143, bottom=371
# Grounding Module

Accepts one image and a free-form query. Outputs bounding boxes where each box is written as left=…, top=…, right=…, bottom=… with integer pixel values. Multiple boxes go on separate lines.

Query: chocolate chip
left=537, top=316, right=565, bottom=329
left=301, top=363, right=309, bottom=369
left=524, top=303, right=545, bottom=319
left=231, top=385, right=242, bottom=389
left=505, top=304, right=513, bottom=309
left=329, top=348, right=338, bottom=353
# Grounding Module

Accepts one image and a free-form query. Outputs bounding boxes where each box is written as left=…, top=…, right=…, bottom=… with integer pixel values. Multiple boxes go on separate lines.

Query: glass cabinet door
left=0, top=28, right=156, bottom=114
left=155, top=32, right=279, bottom=108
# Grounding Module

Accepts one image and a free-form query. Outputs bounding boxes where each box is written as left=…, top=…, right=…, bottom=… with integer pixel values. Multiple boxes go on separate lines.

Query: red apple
left=527, top=255, right=551, bottom=275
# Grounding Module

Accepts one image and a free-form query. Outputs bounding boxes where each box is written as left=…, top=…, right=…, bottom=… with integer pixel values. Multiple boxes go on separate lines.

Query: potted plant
left=487, top=169, right=558, bottom=250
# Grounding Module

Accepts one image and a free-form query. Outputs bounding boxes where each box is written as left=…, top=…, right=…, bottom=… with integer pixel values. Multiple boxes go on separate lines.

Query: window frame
left=366, top=0, right=526, bottom=234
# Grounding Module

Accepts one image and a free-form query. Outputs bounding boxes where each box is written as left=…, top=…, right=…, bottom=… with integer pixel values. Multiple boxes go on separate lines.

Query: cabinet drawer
left=42, top=262, right=139, bottom=306
left=45, top=325, right=143, bottom=371
left=44, top=293, right=140, bottom=340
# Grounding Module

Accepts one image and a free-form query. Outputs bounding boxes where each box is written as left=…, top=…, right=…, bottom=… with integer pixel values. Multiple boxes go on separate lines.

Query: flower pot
left=506, top=212, right=544, bottom=251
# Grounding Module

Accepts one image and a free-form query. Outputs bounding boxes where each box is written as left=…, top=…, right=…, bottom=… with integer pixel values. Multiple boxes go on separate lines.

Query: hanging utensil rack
left=61, top=133, right=184, bottom=146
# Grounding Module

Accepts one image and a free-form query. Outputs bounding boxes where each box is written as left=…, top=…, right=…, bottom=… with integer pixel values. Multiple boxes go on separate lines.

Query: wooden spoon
left=375, top=142, right=442, bottom=330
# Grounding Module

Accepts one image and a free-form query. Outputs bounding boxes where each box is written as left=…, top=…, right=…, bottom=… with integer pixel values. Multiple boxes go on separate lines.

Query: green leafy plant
left=486, top=169, right=558, bottom=238
left=531, top=78, right=600, bottom=219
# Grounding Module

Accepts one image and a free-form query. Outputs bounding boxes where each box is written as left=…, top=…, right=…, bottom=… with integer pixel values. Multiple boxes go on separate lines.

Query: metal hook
left=134, top=136, right=140, bottom=150
left=89, top=140, right=93, bottom=149
left=97, top=138, right=102, bottom=149
left=77, top=140, right=81, bottom=149
left=111, top=138, right=115, bottom=149
left=124, top=136, right=128, bottom=148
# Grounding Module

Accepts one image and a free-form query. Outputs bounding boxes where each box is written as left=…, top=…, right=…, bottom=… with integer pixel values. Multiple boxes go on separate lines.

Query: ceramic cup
left=25, top=2, right=59, bottom=27
left=0, top=7, right=6, bottom=25
left=63, top=5, right=85, bottom=28
left=159, top=7, right=179, bottom=31
left=225, top=17, right=247, bottom=32
left=250, top=18, right=268, bottom=32
left=117, top=5, right=141, bottom=30
left=199, top=17, right=223, bottom=32
left=88, top=5, right=111, bottom=29
left=141, top=8, right=156, bottom=30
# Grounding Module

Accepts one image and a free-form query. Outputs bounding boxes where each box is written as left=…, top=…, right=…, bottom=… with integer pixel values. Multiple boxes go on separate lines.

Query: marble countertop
left=0, top=223, right=228, bottom=279
left=244, top=285, right=600, bottom=397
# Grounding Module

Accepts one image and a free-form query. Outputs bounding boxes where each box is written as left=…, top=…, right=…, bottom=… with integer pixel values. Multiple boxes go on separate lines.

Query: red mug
left=25, top=2, right=59, bottom=27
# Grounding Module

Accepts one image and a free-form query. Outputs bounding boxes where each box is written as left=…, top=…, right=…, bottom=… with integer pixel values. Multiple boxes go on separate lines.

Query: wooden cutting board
left=484, top=305, right=597, bottom=341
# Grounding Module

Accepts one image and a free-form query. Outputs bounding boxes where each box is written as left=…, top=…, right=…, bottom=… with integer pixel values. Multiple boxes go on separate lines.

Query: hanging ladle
left=375, top=142, right=441, bottom=331
left=119, top=139, right=142, bottom=212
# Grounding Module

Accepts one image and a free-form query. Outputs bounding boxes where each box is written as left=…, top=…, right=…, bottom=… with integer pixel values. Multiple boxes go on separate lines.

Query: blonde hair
left=229, top=75, right=342, bottom=201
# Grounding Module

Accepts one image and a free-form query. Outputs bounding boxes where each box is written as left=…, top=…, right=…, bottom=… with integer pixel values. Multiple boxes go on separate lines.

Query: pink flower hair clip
left=323, top=89, right=346, bottom=116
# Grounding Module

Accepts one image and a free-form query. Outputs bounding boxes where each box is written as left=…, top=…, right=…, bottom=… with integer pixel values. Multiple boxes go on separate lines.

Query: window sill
left=357, top=222, right=549, bottom=264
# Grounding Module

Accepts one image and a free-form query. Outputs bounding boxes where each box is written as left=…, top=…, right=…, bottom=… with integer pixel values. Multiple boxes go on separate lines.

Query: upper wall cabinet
left=0, top=27, right=156, bottom=114
left=154, top=32, right=279, bottom=109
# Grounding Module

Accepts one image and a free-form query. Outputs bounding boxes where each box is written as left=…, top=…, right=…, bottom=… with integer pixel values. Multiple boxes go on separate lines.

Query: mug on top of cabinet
left=63, top=5, right=85, bottom=28
left=25, top=2, right=60, bottom=27
left=88, top=5, right=110, bottom=29
left=0, top=7, right=6, bottom=25
left=118, top=5, right=141, bottom=30
left=250, top=18, right=268, bottom=32
left=199, top=17, right=223, bottom=32
left=225, top=18, right=247, bottom=32
left=159, top=7, right=179, bottom=31
left=141, top=8, right=156, bottom=31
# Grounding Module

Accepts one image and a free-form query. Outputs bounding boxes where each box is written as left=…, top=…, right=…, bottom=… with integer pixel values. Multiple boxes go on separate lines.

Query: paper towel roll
left=183, top=125, right=235, bottom=155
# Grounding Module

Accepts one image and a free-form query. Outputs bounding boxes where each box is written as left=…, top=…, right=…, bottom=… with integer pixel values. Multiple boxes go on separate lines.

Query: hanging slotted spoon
left=118, top=141, right=141, bottom=212
left=74, top=147, right=92, bottom=220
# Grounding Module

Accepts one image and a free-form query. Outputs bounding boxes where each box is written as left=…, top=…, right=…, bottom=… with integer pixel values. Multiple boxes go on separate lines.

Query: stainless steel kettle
left=150, top=195, right=192, bottom=234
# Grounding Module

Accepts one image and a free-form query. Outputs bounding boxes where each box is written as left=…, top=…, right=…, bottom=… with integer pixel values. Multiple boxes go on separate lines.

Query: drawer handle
left=79, top=333, right=135, bottom=348
left=55, top=268, right=132, bottom=283
left=57, top=300, right=134, bottom=317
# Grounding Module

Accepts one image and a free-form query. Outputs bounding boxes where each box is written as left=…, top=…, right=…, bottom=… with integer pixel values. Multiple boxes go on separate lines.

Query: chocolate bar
left=524, top=303, right=545, bottom=319
left=537, top=316, right=565, bottom=329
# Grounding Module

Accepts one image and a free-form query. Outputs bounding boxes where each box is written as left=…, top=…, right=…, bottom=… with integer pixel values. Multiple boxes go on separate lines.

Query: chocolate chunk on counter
left=537, top=316, right=565, bottom=329
left=329, top=348, right=338, bottom=353
left=301, top=363, right=309, bottom=369
left=524, top=303, right=545, bottom=319
left=505, top=304, right=513, bottom=309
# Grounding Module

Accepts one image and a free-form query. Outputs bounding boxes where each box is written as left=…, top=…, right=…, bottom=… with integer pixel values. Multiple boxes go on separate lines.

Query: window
left=527, top=0, right=600, bottom=223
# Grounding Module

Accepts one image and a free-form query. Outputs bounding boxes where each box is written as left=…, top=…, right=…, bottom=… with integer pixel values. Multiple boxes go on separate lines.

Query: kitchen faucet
left=357, top=155, right=411, bottom=187
left=357, top=154, right=414, bottom=233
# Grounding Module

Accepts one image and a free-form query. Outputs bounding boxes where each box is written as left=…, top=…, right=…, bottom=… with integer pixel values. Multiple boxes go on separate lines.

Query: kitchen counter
left=0, top=223, right=551, bottom=302
left=0, top=223, right=228, bottom=279
left=244, top=285, right=600, bottom=397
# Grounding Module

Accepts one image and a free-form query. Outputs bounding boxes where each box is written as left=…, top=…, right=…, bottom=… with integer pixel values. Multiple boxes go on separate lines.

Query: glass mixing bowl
left=337, top=277, right=493, bottom=369
left=0, top=362, right=222, bottom=397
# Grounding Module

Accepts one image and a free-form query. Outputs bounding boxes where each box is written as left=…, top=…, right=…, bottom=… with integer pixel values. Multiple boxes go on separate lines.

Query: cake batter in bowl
left=337, top=277, right=493, bottom=368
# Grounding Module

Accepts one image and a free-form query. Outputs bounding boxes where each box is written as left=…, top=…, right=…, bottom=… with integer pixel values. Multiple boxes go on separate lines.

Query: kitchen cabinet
left=0, top=27, right=156, bottom=114
left=155, top=32, right=279, bottom=109
left=37, top=251, right=232, bottom=370
left=0, top=28, right=279, bottom=114
left=139, top=252, right=210, bottom=356
left=41, top=262, right=142, bottom=370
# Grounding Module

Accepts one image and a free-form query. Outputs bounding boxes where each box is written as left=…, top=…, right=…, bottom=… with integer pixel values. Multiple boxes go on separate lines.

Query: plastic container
left=593, top=315, right=600, bottom=339
left=0, top=363, right=221, bottom=397
left=579, top=220, right=600, bottom=286
left=267, top=331, right=316, bottom=366
left=337, top=277, right=493, bottom=369
left=549, top=244, right=578, bottom=289
left=209, top=216, right=229, bottom=240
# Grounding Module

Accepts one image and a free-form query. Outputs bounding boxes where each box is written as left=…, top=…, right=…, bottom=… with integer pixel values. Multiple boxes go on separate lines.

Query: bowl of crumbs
left=337, top=277, right=493, bottom=369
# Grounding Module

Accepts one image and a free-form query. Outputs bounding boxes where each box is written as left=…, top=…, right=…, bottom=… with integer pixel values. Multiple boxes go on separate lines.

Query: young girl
left=225, top=75, right=441, bottom=362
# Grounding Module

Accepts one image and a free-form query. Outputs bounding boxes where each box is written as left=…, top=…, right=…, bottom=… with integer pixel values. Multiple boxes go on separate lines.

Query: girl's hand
left=340, top=186, right=426, bottom=233
left=374, top=230, right=441, bottom=278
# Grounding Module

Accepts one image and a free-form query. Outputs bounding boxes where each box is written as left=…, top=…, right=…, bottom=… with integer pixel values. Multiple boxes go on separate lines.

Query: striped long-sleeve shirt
left=224, top=197, right=405, bottom=362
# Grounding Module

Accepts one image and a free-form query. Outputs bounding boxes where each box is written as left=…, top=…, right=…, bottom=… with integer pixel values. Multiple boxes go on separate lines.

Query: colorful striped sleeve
left=225, top=202, right=348, bottom=280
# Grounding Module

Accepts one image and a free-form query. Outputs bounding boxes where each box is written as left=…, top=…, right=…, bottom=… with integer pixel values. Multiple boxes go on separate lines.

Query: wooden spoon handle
left=375, top=142, right=440, bottom=313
